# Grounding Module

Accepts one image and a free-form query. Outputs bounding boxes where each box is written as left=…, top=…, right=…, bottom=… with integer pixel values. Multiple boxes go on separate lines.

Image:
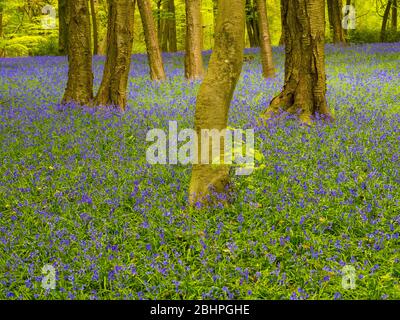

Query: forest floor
left=0, top=43, right=399, bottom=299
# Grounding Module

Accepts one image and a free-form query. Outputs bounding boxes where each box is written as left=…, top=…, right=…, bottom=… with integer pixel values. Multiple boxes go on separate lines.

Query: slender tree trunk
left=256, top=0, right=274, bottom=78
left=262, top=0, right=332, bottom=124
left=327, top=0, right=346, bottom=45
left=160, top=0, right=177, bottom=52
left=212, top=0, right=218, bottom=35
left=90, top=0, right=99, bottom=55
left=0, top=3, right=3, bottom=38
left=160, top=0, right=169, bottom=51
left=138, top=0, right=166, bottom=81
left=189, top=0, right=246, bottom=206
left=279, top=0, right=285, bottom=45
left=94, top=0, right=135, bottom=110
left=62, top=0, right=93, bottom=105
left=245, top=0, right=259, bottom=47
left=168, top=0, right=178, bottom=52
left=381, top=0, right=393, bottom=42
left=185, top=0, right=204, bottom=80
left=157, top=0, right=162, bottom=43
left=58, top=0, right=68, bottom=55
left=392, top=0, right=397, bottom=31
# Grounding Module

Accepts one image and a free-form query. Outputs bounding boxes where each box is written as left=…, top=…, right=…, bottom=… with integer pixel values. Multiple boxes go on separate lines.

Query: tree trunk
left=138, top=0, right=166, bottom=81
left=185, top=0, right=204, bottom=80
left=62, top=0, right=93, bottom=105
left=160, top=0, right=177, bottom=52
left=245, top=0, right=259, bottom=47
left=58, top=0, right=68, bottom=55
left=262, top=0, right=332, bottom=124
left=90, top=0, right=99, bottom=55
left=279, top=0, right=285, bottom=45
left=212, top=0, right=218, bottom=35
left=189, top=0, right=246, bottom=206
left=157, top=0, right=162, bottom=43
left=168, top=0, right=178, bottom=52
left=256, top=0, right=275, bottom=78
left=392, top=0, right=397, bottom=31
left=327, top=0, right=346, bottom=45
left=0, top=3, right=3, bottom=38
left=94, top=0, right=135, bottom=110
left=381, top=0, right=393, bottom=42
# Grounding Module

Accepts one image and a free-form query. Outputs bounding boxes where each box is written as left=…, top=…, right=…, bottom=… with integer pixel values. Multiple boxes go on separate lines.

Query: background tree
left=0, top=1, right=3, bottom=38
left=160, top=0, right=178, bottom=52
left=245, top=0, right=260, bottom=47
left=189, top=0, right=246, bottom=206
left=90, top=0, right=99, bottom=55
left=58, top=0, right=68, bottom=55
left=279, top=0, right=285, bottom=45
left=262, top=0, right=332, bottom=124
left=138, top=0, right=166, bottom=80
left=62, top=0, right=93, bottom=105
left=381, top=0, right=393, bottom=42
left=185, top=0, right=204, bottom=80
left=393, top=0, right=397, bottom=31
left=327, top=0, right=347, bottom=45
left=256, top=0, right=275, bottom=78
left=95, top=0, right=135, bottom=110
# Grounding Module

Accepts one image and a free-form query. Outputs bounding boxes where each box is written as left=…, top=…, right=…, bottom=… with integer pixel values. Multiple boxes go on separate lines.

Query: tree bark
left=381, top=0, right=393, bottom=42
left=256, top=0, right=275, bottom=78
left=392, top=0, right=397, bottom=31
left=160, top=0, right=177, bottom=52
left=262, top=0, right=332, bottom=124
left=137, top=0, right=166, bottom=81
left=62, top=0, right=93, bottom=105
left=327, top=0, right=346, bottom=45
left=185, top=0, right=204, bottom=80
left=94, top=0, right=135, bottom=110
left=189, top=0, right=246, bottom=206
left=279, top=0, right=285, bottom=45
left=168, top=0, right=178, bottom=52
left=90, top=0, right=99, bottom=55
left=0, top=2, right=3, bottom=38
left=245, top=0, right=259, bottom=47
left=58, top=0, right=68, bottom=55
left=157, top=0, right=162, bottom=43
left=212, top=0, right=218, bottom=35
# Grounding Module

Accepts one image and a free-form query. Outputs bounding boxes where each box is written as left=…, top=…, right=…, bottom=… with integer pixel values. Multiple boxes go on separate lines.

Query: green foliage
left=0, top=0, right=398, bottom=55
left=347, top=29, right=400, bottom=44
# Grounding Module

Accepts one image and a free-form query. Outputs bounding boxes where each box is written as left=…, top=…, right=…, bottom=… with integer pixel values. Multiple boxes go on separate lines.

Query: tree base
left=261, top=84, right=334, bottom=125
left=189, top=165, right=233, bottom=207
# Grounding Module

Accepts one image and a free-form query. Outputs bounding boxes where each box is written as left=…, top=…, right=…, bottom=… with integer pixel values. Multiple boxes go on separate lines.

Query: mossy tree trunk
left=393, top=0, right=398, bottom=31
left=262, top=0, right=332, bottom=124
left=327, top=0, right=346, bottom=45
left=138, top=0, right=166, bottom=81
left=94, top=0, right=135, bottom=110
left=185, top=0, right=204, bottom=80
left=256, top=0, right=275, bottom=78
left=189, top=0, right=246, bottom=206
left=62, top=0, right=93, bottom=105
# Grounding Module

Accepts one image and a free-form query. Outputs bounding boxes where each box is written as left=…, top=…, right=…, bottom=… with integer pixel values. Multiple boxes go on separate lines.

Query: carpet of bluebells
left=0, top=43, right=399, bottom=300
